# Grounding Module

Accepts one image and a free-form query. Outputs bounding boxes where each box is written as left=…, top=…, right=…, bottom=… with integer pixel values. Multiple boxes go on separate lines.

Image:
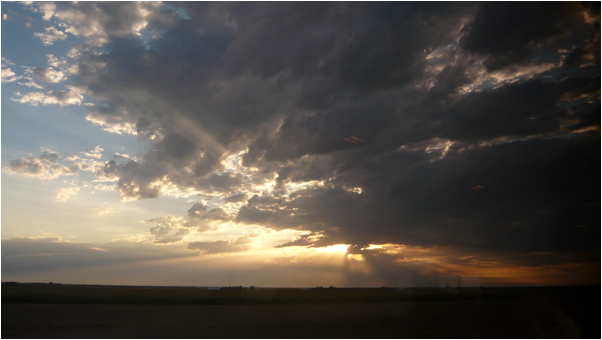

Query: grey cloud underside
left=224, top=193, right=248, bottom=203
left=143, top=203, right=234, bottom=244
left=460, top=2, right=591, bottom=71
left=31, top=67, right=65, bottom=83
left=187, top=239, right=250, bottom=255
left=0, top=237, right=191, bottom=275
left=4, top=153, right=78, bottom=179
left=247, top=133, right=600, bottom=253
left=48, top=2, right=598, bottom=266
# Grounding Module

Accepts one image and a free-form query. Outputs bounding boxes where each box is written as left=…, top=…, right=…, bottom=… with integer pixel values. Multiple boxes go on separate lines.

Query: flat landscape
left=2, top=284, right=599, bottom=338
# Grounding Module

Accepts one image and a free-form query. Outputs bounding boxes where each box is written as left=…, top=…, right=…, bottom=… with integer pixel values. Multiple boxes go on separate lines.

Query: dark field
left=2, top=284, right=600, bottom=338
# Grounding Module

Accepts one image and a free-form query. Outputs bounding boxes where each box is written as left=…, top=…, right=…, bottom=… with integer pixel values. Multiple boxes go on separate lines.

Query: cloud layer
left=4, top=2, right=600, bottom=284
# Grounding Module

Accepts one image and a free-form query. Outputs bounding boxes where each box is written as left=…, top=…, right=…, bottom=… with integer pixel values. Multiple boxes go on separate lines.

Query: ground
left=2, top=284, right=599, bottom=338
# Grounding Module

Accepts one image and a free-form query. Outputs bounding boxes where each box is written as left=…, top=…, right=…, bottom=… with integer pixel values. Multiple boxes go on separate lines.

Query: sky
left=1, top=2, right=600, bottom=288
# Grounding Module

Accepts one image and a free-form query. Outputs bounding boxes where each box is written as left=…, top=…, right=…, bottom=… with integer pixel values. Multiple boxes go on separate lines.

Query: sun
left=317, top=244, right=349, bottom=253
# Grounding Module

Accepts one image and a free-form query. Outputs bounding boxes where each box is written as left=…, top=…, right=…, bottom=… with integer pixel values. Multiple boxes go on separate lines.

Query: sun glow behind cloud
left=317, top=244, right=349, bottom=253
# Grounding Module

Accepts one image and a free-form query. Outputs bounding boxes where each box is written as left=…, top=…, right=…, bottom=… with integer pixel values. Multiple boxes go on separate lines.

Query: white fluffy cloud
left=28, top=66, right=66, bottom=83
left=83, top=146, right=104, bottom=159
left=31, top=2, right=57, bottom=21
left=12, top=90, right=83, bottom=106
left=56, top=185, right=80, bottom=202
left=1, top=67, right=21, bottom=83
left=25, top=2, right=166, bottom=46
left=85, top=111, right=138, bottom=135
left=34, top=26, right=67, bottom=45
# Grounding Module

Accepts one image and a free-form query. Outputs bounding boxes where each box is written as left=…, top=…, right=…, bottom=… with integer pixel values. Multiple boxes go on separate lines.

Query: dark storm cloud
left=160, top=134, right=197, bottom=160
left=460, top=2, right=589, bottom=71
left=245, top=130, right=600, bottom=267
left=194, top=2, right=478, bottom=104
left=34, top=2, right=598, bottom=271
left=423, top=63, right=472, bottom=105
left=422, top=77, right=601, bottom=143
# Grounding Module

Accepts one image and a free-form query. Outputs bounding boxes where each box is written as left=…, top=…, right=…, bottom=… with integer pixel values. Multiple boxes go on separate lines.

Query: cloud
left=2, top=57, right=15, bottom=66
left=3, top=236, right=598, bottom=286
left=1, top=236, right=192, bottom=279
left=30, top=2, right=57, bottom=21
left=148, top=221, right=190, bottom=244
left=186, top=239, right=251, bottom=255
left=34, top=26, right=67, bottom=45
left=485, top=63, right=556, bottom=83
left=115, top=199, right=240, bottom=247
left=2, top=157, right=77, bottom=179
left=12, top=90, right=83, bottom=106
left=2, top=147, right=112, bottom=184
left=17, top=79, right=43, bottom=89
left=28, top=67, right=66, bottom=83
left=77, top=4, right=596, bottom=252
left=39, top=149, right=59, bottom=162
left=113, top=153, right=140, bottom=162
left=460, top=2, right=590, bottom=71
left=46, top=54, right=66, bottom=68
left=275, top=232, right=324, bottom=248
left=68, top=156, right=104, bottom=173
left=3, top=57, right=72, bottom=89
left=224, top=193, right=248, bottom=203
left=56, top=185, right=80, bottom=202
left=1, top=67, right=21, bottom=83
left=11, top=2, right=600, bottom=277
left=25, top=2, right=175, bottom=46
left=143, top=201, right=231, bottom=243
left=83, top=146, right=104, bottom=159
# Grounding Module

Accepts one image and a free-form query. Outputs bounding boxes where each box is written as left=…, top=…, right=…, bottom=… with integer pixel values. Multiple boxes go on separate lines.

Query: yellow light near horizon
left=317, top=244, right=349, bottom=253
left=363, top=244, right=385, bottom=250
left=347, top=253, right=364, bottom=261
